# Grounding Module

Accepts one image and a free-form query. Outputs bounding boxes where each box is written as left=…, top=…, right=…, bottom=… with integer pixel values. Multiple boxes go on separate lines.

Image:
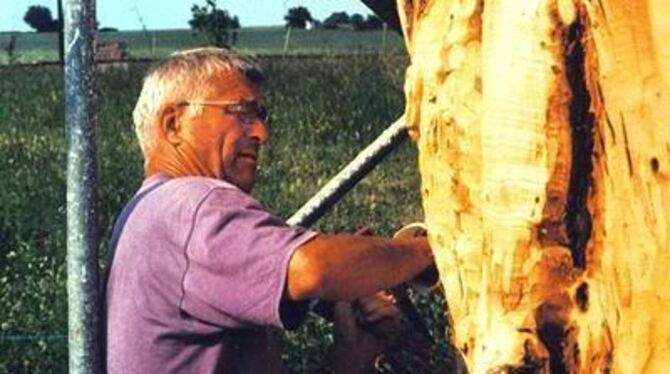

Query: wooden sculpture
left=397, top=0, right=670, bottom=372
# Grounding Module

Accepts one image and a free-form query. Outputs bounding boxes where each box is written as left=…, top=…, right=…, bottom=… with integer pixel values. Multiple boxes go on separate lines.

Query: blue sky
left=1, top=1, right=374, bottom=32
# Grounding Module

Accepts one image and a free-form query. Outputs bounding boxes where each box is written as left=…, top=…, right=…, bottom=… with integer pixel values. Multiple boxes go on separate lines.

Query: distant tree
left=351, top=14, right=384, bottom=31
left=284, top=6, right=312, bottom=29
left=99, top=27, right=119, bottom=32
left=323, top=11, right=350, bottom=29
left=189, top=0, right=240, bottom=48
left=363, top=15, right=384, bottom=30
left=350, top=13, right=365, bottom=30
left=23, top=5, right=60, bottom=33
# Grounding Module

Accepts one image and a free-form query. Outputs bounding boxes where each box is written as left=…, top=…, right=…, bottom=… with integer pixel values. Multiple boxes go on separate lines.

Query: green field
left=0, top=53, right=455, bottom=372
left=0, top=26, right=406, bottom=64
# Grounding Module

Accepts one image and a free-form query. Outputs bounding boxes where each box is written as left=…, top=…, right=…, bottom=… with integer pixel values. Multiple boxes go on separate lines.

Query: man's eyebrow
left=230, top=99, right=265, bottom=107
left=244, top=69, right=264, bottom=84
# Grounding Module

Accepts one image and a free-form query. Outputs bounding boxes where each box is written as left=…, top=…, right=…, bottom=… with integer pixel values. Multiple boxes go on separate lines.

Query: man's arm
left=286, top=234, right=432, bottom=301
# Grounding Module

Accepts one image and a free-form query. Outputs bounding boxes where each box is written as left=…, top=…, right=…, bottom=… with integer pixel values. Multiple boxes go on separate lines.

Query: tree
left=397, top=0, right=670, bottom=372
left=323, top=11, right=350, bottom=29
left=23, top=5, right=60, bottom=33
left=363, top=15, right=383, bottom=30
left=350, top=14, right=384, bottom=31
left=284, top=6, right=312, bottom=29
left=350, top=13, right=365, bottom=30
left=189, top=0, right=240, bottom=48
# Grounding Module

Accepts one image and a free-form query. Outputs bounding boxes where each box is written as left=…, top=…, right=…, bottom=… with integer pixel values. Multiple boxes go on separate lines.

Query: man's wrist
left=325, top=341, right=379, bottom=374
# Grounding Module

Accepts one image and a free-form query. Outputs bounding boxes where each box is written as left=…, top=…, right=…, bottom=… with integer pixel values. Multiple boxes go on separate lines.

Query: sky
left=1, top=0, right=375, bottom=32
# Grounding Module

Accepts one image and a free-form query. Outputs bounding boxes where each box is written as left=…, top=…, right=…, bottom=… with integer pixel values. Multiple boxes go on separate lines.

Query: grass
left=0, top=27, right=406, bottom=64
left=0, top=54, right=452, bottom=372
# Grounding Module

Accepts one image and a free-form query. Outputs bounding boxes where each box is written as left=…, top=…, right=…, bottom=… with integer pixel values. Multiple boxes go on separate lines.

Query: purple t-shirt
left=106, top=175, right=317, bottom=373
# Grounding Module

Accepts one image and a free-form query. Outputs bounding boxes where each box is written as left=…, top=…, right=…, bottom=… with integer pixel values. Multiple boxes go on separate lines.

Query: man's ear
left=158, top=104, right=182, bottom=146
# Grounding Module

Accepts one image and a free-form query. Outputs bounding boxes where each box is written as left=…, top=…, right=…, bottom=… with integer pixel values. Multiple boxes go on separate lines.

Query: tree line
left=22, top=2, right=384, bottom=33
left=20, top=1, right=385, bottom=51
left=284, top=7, right=384, bottom=30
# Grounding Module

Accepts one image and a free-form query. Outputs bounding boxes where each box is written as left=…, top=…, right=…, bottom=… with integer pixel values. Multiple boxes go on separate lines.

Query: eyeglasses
left=177, top=100, right=269, bottom=125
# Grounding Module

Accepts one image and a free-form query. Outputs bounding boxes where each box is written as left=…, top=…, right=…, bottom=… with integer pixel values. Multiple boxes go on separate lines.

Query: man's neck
left=145, top=145, right=215, bottom=179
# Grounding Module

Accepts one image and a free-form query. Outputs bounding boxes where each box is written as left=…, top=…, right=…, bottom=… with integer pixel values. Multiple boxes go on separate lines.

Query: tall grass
left=0, top=55, right=448, bottom=372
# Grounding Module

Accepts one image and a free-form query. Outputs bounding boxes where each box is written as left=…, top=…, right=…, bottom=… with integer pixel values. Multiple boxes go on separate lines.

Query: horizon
left=1, top=1, right=376, bottom=32
left=0, top=25, right=324, bottom=34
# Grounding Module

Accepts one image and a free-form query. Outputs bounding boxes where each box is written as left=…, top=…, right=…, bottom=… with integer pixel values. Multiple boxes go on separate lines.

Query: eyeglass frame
left=176, top=100, right=269, bottom=126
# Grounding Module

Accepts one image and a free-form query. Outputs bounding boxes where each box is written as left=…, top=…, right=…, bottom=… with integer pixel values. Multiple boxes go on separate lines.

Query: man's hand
left=327, top=291, right=400, bottom=373
left=353, top=291, right=400, bottom=325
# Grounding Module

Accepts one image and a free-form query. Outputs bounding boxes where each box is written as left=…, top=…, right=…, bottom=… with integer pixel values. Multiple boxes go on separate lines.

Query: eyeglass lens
left=226, top=102, right=268, bottom=123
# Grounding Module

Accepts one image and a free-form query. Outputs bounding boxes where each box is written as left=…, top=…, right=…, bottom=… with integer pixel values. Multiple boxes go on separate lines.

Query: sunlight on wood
left=397, top=0, right=670, bottom=372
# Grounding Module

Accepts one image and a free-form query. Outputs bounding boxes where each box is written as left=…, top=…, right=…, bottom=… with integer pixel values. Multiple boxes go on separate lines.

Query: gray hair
left=132, top=47, right=264, bottom=158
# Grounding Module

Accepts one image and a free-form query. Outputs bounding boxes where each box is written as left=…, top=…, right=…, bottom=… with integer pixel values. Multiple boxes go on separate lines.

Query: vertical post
left=151, top=31, right=156, bottom=58
left=64, top=0, right=100, bottom=373
left=57, top=0, right=65, bottom=65
left=382, top=22, right=388, bottom=55
left=283, top=26, right=292, bottom=57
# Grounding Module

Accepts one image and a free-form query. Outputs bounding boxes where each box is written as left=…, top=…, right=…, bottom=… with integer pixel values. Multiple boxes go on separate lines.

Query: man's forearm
left=287, top=234, right=433, bottom=301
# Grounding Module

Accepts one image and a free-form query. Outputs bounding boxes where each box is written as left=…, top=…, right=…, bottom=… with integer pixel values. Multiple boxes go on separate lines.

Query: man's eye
left=240, top=107, right=256, bottom=115
left=225, top=104, right=244, bottom=113
left=228, top=105, right=252, bottom=114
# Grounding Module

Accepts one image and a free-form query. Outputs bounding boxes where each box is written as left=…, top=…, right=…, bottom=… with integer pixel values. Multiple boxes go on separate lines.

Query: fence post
left=57, top=0, right=65, bottom=65
left=283, top=26, right=292, bottom=57
left=64, top=0, right=100, bottom=372
left=382, top=22, right=388, bottom=55
left=151, top=31, right=156, bottom=58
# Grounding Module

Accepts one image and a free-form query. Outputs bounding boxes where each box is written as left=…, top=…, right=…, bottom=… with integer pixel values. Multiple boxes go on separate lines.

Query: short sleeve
left=178, top=186, right=317, bottom=329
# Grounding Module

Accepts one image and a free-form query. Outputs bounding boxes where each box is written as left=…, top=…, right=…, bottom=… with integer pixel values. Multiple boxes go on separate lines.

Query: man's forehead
left=205, top=71, right=263, bottom=100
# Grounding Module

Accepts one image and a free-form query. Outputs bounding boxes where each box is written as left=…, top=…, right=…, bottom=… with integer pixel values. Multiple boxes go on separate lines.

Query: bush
left=284, top=6, right=313, bottom=29
left=323, top=12, right=351, bottom=29
left=189, top=0, right=240, bottom=48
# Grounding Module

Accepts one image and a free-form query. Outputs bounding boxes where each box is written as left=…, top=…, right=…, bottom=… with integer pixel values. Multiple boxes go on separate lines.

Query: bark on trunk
left=396, top=0, right=670, bottom=372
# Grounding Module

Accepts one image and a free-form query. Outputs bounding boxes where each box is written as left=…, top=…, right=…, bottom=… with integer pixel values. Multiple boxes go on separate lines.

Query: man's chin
left=237, top=180, right=254, bottom=193
left=222, top=173, right=255, bottom=193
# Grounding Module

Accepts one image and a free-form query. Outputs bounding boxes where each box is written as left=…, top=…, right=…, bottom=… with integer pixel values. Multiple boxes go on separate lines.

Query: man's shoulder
left=167, top=176, right=238, bottom=191
left=124, top=176, right=256, bottom=239
left=153, top=176, right=256, bottom=209
left=149, top=176, right=235, bottom=197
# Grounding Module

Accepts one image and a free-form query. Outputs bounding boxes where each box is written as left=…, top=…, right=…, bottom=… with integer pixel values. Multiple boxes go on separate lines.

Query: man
left=105, top=48, right=433, bottom=373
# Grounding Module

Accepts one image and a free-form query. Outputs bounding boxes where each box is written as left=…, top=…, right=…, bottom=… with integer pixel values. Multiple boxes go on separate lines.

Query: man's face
left=180, top=72, right=269, bottom=192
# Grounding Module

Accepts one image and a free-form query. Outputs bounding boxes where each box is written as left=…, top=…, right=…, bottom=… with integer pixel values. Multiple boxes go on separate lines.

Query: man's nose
left=248, top=119, right=269, bottom=144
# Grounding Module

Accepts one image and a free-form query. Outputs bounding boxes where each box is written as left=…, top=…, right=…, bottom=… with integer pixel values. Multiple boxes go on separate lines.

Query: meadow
left=0, top=52, right=453, bottom=372
left=0, top=27, right=406, bottom=64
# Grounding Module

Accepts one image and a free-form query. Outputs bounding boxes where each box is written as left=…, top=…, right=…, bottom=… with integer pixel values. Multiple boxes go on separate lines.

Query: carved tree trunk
left=397, top=0, right=670, bottom=372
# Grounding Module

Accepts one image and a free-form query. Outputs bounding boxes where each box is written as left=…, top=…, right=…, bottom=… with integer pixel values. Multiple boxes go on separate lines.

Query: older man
left=105, top=48, right=433, bottom=373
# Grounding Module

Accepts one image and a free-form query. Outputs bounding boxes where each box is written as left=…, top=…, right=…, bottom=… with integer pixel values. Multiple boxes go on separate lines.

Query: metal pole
left=64, top=0, right=100, bottom=372
left=288, top=117, right=408, bottom=228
